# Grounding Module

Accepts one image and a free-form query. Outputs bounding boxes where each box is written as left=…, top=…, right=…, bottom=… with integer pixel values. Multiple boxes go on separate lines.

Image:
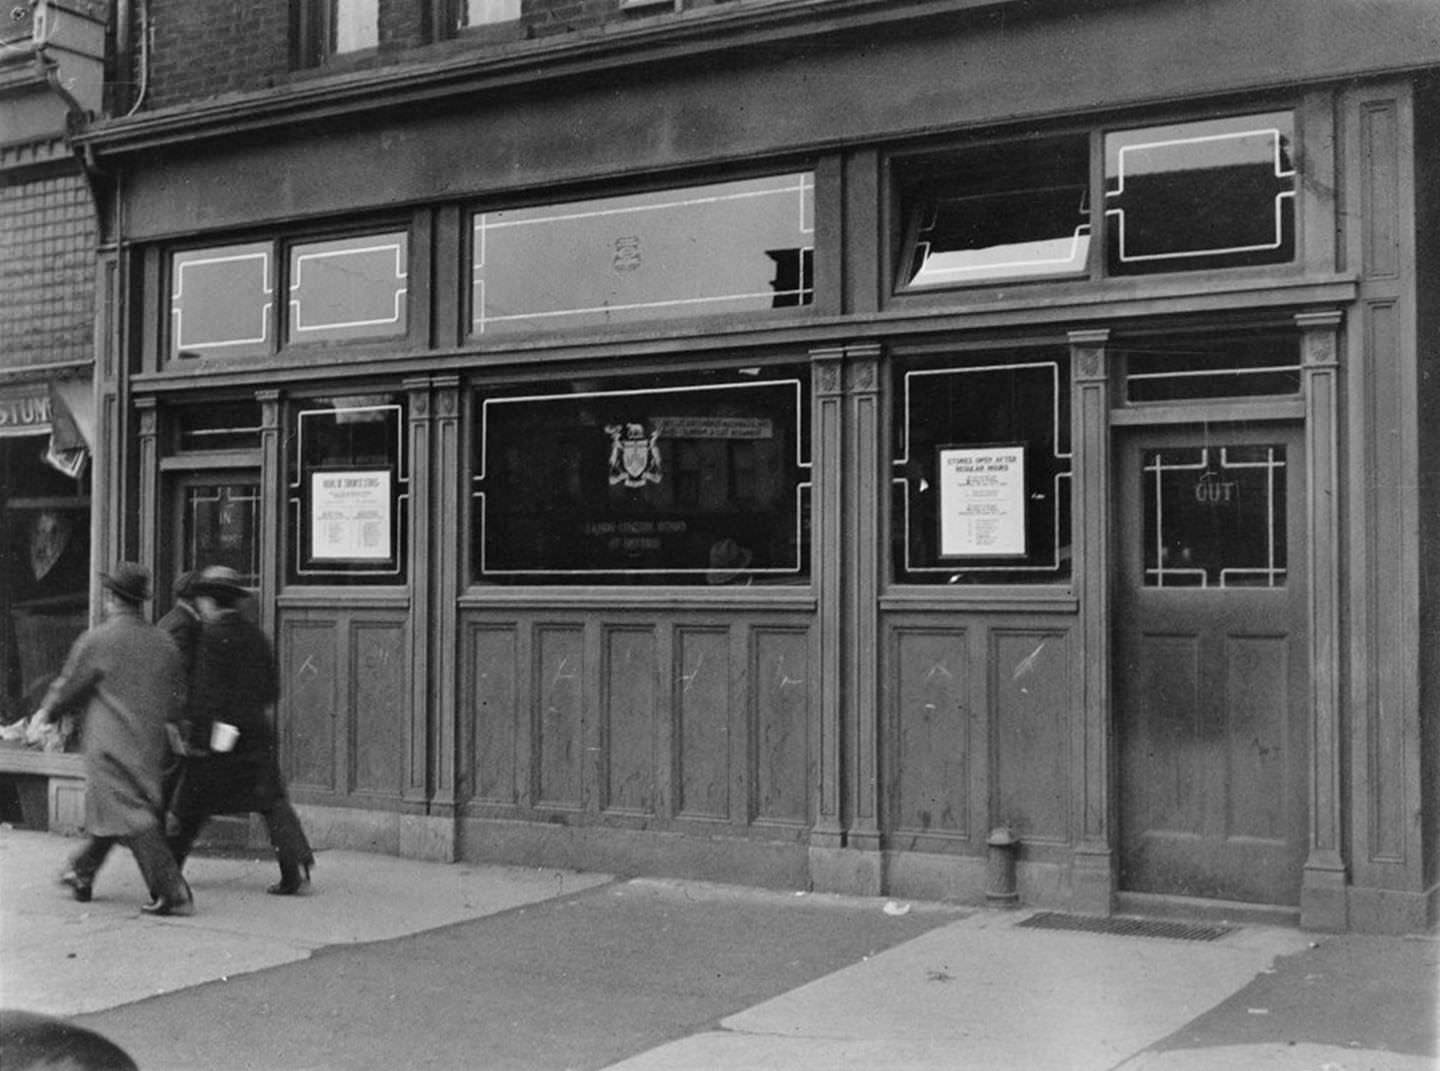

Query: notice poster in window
left=937, top=444, right=1026, bottom=558
left=310, top=469, right=392, bottom=561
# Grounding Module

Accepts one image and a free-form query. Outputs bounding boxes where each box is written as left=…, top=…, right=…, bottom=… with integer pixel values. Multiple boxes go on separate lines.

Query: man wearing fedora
left=166, top=565, right=315, bottom=896
left=34, top=562, right=194, bottom=915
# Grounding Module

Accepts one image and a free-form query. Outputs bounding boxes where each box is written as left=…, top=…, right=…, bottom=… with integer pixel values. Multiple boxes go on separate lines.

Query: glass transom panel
left=170, top=243, right=272, bottom=359
left=1105, top=112, right=1296, bottom=274
left=471, top=173, right=814, bottom=335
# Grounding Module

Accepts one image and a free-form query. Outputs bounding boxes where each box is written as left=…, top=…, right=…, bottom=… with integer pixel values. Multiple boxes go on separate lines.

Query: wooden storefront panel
left=888, top=626, right=973, bottom=848
left=350, top=620, right=408, bottom=798
left=459, top=608, right=812, bottom=841
left=535, top=625, right=585, bottom=811
left=992, top=628, right=1072, bottom=844
left=752, top=627, right=809, bottom=827
left=884, top=614, right=1078, bottom=855
left=469, top=625, right=518, bottom=805
left=602, top=627, right=658, bottom=817
left=675, top=627, right=732, bottom=822
left=282, top=618, right=338, bottom=794
left=279, top=605, right=410, bottom=804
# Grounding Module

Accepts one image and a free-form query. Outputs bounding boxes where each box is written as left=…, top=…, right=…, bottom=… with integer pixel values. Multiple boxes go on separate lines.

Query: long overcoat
left=173, top=609, right=284, bottom=816
left=41, top=606, right=184, bottom=837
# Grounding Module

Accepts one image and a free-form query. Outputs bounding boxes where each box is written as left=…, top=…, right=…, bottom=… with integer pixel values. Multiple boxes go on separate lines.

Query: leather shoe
left=141, top=883, right=194, bottom=917
left=267, top=863, right=311, bottom=896
left=58, top=869, right=91, bottom=903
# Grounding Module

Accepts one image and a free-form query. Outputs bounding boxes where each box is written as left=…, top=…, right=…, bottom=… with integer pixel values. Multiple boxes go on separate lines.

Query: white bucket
left=210, top=721, right=239, bottom=753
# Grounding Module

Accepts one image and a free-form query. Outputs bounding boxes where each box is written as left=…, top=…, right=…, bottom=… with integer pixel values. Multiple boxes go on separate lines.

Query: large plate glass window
left=287, top=395, right=406, bottom=583
left=471, top=173, right=814, bottom=336
left=894, top=135, right=1090, bottom=290
left=1105, top=112, right=1296, bottom=274
left=472, top=366, right=811, bottom=585
left=170, top=242, right=273, bottom=361
left=892, top=349, right=1071, bottom=584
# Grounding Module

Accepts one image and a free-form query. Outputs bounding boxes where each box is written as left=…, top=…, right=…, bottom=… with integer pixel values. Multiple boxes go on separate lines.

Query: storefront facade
left=74, top=0, right=1439, bottom=932
left=0, top=0, right=104, bottom=746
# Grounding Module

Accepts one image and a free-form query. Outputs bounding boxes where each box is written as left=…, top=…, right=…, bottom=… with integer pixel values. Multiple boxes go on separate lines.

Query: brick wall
left=131, top=0, right=699, bottom=111
left=143, top=0, right=294, bottom=110
left=0, top=175, right=95, bottom=369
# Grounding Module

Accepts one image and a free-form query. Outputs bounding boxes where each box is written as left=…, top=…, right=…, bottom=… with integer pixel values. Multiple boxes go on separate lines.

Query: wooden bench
left=0, top=743, right=85, bottom=834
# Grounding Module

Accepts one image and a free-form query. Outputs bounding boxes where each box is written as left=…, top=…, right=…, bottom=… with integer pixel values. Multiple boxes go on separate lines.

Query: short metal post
left=986, top=826, right=1020, bottom=907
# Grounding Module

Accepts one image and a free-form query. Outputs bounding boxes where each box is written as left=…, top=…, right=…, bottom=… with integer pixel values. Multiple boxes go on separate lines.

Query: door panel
left=1115, top=425, right=1307, bottom=905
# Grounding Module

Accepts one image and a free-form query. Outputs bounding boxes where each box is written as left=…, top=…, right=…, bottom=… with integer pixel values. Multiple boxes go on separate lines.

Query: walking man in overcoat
left=166, top=565, right=314, bottom=895
left=35, top=562, right=194, bottom=915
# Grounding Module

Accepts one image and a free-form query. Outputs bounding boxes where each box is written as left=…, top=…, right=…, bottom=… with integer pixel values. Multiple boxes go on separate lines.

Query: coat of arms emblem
left=606, top=422, right=662, bottom=488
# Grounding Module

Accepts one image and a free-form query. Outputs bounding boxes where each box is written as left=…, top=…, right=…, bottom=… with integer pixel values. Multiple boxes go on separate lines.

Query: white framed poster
left=309, top=469, right=393, bottom=561
left=937, top=444, right=1027, bottom=558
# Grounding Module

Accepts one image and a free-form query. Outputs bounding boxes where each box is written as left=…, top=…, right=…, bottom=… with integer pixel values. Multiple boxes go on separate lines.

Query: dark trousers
left=69, top=826, right=189, bottom=902
left=167, top=786, right=313, bottom=881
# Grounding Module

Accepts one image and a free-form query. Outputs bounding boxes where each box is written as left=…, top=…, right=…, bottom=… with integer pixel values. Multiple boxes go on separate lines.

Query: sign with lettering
left=937, top=444, right=1027, bottom=558
left=0, top=387, right=51, bottom=437
left=309, top=469, right=392, bottom=561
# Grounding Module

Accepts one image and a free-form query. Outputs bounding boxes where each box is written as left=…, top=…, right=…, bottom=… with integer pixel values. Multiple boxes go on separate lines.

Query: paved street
left=2, top=828, right=1435, bottom=1070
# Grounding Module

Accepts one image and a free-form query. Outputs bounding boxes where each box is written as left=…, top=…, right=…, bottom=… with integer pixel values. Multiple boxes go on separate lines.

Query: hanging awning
left=0, top=378, right=94, bottom=478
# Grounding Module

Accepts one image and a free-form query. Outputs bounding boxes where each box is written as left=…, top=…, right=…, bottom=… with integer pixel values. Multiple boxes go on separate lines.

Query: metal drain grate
left=1016, top=911, right=1235, bottom=942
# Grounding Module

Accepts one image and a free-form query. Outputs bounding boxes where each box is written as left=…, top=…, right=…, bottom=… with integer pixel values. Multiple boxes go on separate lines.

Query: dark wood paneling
left=753, top=628, right=809, bottom=826
left=890, top=627, right=971, bottom=844
left=602, top=627, right=657, bottom=817
left=992, top=628, right=1070, bottom=843
left=675, top=628, right=731, bottom=822
left=350, top=620, right=407, bottom=797
left=470, top=625, right=517, bottom=805
left=534, top=625, right=585, bottom=810
left=282, top=619, right=338, bottom=793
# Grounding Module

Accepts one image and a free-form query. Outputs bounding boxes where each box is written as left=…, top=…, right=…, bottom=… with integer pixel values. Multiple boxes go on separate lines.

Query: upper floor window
left=296, top=0, right=378, bottom=66
left=895, top=135, right=1090, bottom=290
left=451, top=0, right=521, bottom=29
left=471, top=172, right=814, bottom=337
left=1105, top=112, right=1295, bottom=274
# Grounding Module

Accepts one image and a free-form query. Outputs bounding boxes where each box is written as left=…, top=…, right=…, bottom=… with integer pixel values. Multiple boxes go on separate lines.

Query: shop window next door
left=1115, top=425, right=1308, bottom=905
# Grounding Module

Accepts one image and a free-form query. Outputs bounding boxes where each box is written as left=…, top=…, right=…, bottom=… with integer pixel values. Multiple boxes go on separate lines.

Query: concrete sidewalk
left=2, top=828, right=1435, bottom=1070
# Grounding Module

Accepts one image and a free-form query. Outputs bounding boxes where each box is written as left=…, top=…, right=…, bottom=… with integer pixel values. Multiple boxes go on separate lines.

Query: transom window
left=471, top=173, right=814, bottom=336
left=890, top=109, right=1297, bottom=295
left=169, top=230, right=408, bottom=361
left=1106, top=112, right=1296, bottom=274
left=895, top=136, right=1091, bottom=289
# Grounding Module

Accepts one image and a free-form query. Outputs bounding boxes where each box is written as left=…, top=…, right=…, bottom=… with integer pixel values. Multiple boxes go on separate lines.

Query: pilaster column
left=134, top=397, right=158, bottom=610
left=256, top=390, right=281, bottom=644
left=404, top=377, right=433, bottom=809
left=810, top=347, right=846, bottom=854
left=430, top=376, right=461, bottom=815
left=1069, top=328, right=1114, bottom=915
left=844, top=343, right=882, bottom=852
left=1297, top=309, right=1347, bottom=931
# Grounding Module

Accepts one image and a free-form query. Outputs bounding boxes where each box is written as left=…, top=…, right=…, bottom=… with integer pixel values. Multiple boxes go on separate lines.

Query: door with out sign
left=1114, top=423, right=1308, bottom=905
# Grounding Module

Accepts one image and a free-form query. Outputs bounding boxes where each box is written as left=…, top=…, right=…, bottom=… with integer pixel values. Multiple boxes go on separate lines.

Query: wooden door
left=1115, top=424, right=1308, bottom=905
